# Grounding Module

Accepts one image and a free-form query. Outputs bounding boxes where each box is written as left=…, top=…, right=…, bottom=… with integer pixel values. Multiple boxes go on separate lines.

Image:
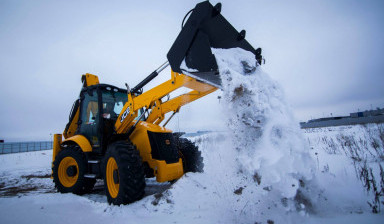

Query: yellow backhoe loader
left=52, top=1, right=263, bottom=205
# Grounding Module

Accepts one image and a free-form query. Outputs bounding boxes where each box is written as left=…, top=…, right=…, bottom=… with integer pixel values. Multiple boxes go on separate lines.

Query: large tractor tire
left=175, top=137, right=204, bottom=173
left=52, top=145, right=96, bottom=194
left=103, top=141, right=146, bottom=205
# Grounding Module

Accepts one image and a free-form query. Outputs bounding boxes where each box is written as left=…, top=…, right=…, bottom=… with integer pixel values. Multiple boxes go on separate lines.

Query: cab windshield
left=101, top=87, right=128, bottom=120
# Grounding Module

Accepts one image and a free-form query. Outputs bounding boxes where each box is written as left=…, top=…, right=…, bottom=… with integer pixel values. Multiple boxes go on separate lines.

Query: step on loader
left=52, top=1, right=263, bottom=205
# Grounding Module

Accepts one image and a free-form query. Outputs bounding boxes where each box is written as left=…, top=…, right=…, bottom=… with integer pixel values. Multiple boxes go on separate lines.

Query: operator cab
left=77, top=84, right=127, bottom=153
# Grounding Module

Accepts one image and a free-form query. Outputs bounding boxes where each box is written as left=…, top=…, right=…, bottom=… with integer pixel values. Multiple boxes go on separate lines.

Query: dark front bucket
left=167, top=1, right=262, bottom=88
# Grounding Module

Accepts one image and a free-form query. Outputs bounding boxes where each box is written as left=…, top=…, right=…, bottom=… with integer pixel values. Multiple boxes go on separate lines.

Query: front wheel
left=52, top=145, right=95, bottom=194
left=103, top=141, right=146, bottom=205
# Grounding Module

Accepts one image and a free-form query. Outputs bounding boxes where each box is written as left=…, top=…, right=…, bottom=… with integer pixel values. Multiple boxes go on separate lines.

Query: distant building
left=301, top=107, right=384, bottom=128
left=350, top=108, right=384, bottom=118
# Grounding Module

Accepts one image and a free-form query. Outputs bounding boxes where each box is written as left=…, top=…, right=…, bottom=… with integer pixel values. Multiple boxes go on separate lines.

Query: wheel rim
left=58, top=157, right=79, bottom=188
left=106, top=157, right=119, bottom=198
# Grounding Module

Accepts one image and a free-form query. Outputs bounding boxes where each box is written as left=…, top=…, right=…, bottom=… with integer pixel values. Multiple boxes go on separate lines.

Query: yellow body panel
left=114, top=96, right=138, bottom=134
left=62, top=135, right=93, bottom=152
left=63, top=109, right=79, bottom=139
left=130, top=121, right=184, bottom=182
left=155, top=159, right=184, bottom=182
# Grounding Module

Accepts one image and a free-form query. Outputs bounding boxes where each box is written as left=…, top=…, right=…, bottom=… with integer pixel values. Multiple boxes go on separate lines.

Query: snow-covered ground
left=304, top=123, right=384, bottom=215
left=0, top=125, right=383, bottom=223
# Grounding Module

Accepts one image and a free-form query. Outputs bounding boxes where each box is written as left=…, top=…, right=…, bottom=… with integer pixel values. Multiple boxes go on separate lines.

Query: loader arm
left=114, top=71, right=217, bottom=134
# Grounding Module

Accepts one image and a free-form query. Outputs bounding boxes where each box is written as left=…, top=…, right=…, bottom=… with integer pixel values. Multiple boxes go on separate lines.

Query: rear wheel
left=52, top=145, right=95, bottom=194
left=175, top=137, right=204, bottom=173
left=103, top=141, right=146, bottom=205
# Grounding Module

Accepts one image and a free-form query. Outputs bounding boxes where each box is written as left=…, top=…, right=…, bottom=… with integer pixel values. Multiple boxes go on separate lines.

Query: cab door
left=78, top=88, right=102, bottom=149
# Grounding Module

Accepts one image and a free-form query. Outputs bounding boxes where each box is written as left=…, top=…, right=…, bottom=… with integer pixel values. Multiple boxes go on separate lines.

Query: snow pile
left=141, top=46, right=322, bottom=221
left=214, top=48, right=314, bottom=196
left=156, top=47, right=318, bottom=223
left=160, top=47, right=317, bottom=223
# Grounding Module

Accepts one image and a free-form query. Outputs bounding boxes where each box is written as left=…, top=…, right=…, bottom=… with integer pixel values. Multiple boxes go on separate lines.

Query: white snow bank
left=214, top=47, right=315, bottom=205
left=136, top=47, right=319, bottom=223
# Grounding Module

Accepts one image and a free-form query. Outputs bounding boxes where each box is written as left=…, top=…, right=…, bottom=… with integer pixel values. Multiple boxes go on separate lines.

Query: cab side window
left=86, top=101, right=98, bottom=123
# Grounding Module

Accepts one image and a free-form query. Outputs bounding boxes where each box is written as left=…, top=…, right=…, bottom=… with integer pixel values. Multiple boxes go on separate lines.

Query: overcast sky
left=1, top=0, right=383, bottom=141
